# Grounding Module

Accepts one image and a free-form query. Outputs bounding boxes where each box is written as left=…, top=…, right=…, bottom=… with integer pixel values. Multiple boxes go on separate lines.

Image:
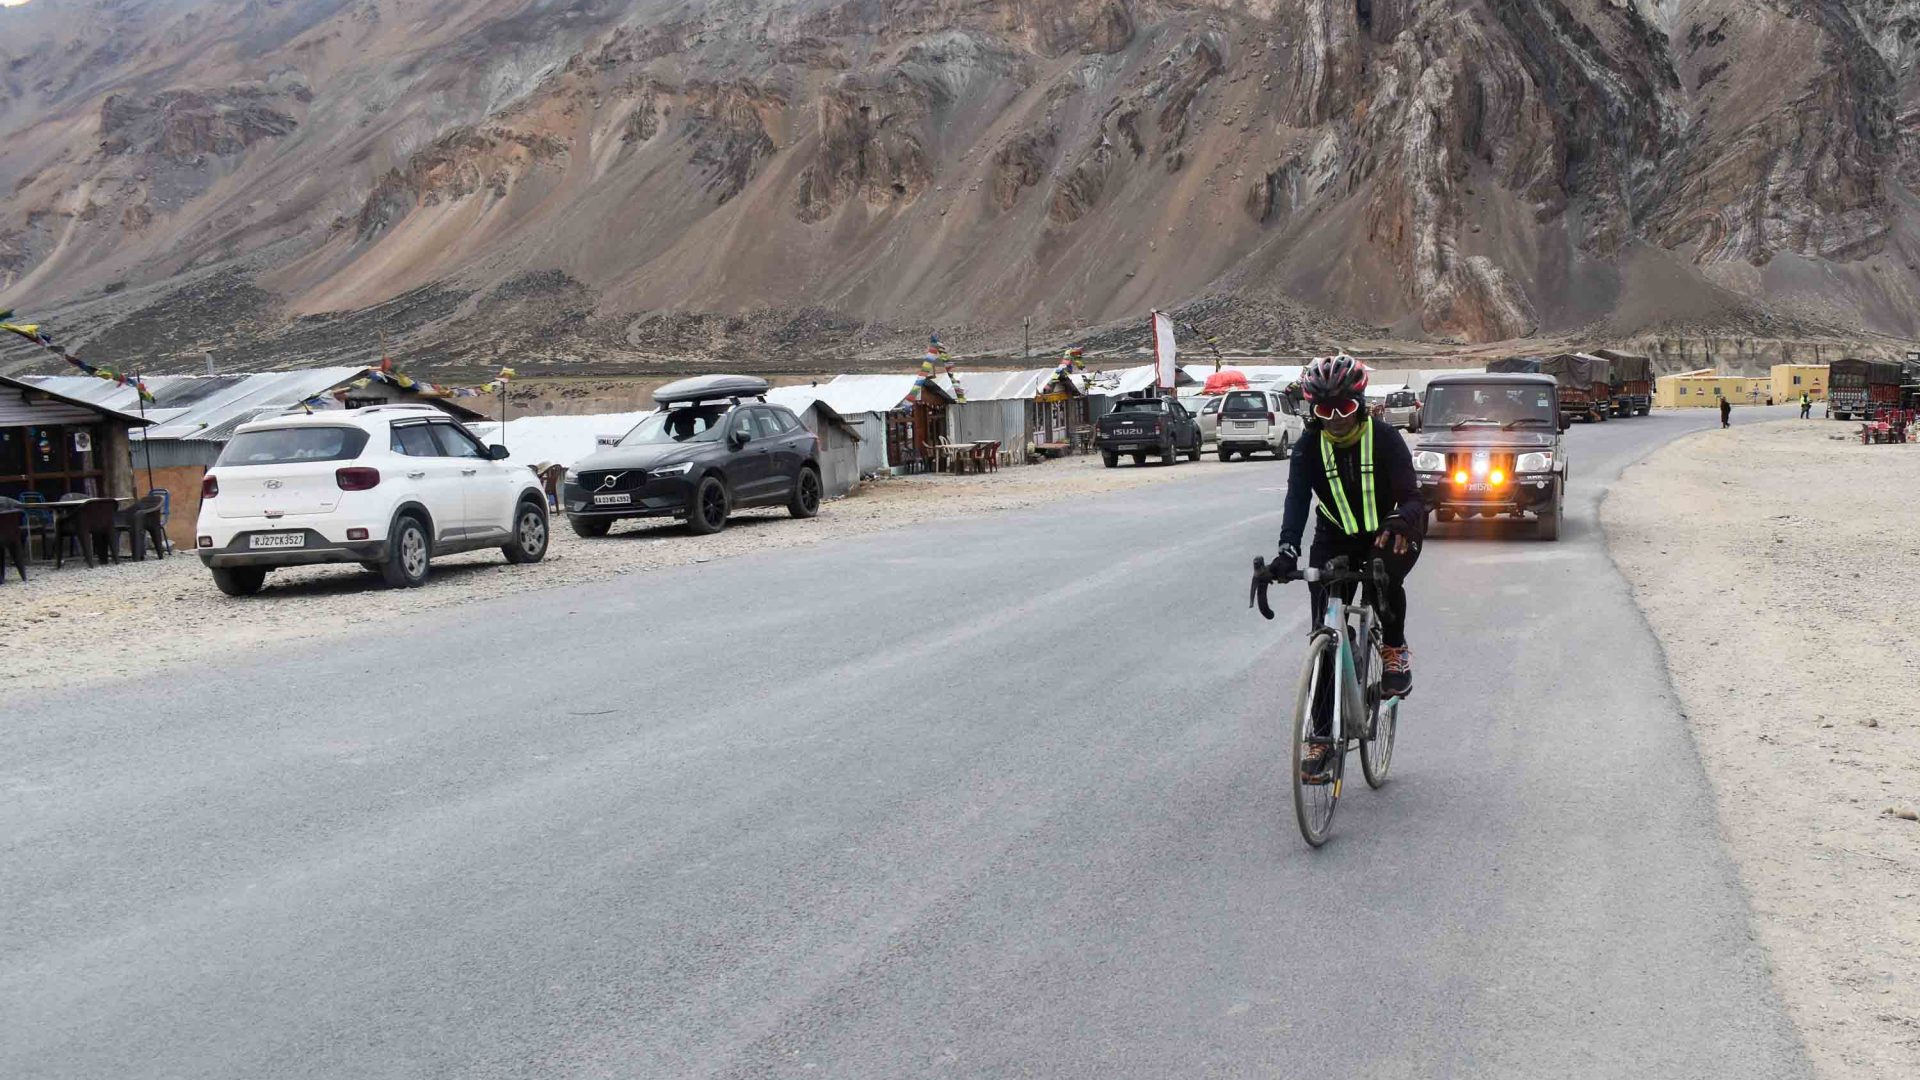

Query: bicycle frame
left=1306, top=573, right=1378, bottom=747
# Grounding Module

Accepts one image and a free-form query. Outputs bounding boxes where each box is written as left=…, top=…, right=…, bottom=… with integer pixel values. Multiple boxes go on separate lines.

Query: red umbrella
left=1203, top=369, right=1249, bottom=394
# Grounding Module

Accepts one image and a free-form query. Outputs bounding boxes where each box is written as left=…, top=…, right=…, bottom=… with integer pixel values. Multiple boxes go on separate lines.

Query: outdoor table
left=21, top=498, right=132, bottom=561
left=936, top=442, right=978, bottom=473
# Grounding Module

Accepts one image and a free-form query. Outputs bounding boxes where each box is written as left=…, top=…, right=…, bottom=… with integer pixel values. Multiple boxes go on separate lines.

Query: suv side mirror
left=489, top=444, right=510, bottom=460
left=729, top=427, right=751, bottom=449
left=1558, top=416, right=1572, bottom=432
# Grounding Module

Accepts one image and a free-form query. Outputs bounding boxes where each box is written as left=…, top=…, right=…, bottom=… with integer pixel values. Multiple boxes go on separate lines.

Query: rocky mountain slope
left=1, top=0, right=1919, bottom=373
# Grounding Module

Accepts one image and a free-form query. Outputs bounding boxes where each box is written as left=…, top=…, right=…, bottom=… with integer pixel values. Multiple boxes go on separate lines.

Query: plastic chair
left=146, top=488, right=173, bottom=554
left=115, top=493, right=168, bottom=560
left=0, top=509, right=25, bottom=582
left=15, top=492, right=52, bottom=560
left=56, top=498, right=118, bottom=568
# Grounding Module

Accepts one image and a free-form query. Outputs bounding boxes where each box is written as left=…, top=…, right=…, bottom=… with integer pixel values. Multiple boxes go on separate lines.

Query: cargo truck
left=1540, top=353, right=1612, bottom=423
left=1592, top=349, right=1653, bottom=417
left=1828, top=359, right=1902, bottom=421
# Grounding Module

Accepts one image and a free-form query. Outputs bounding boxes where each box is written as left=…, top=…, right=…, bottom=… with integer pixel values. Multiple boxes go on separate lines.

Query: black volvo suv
left=563, top=375, right=823, bottom=537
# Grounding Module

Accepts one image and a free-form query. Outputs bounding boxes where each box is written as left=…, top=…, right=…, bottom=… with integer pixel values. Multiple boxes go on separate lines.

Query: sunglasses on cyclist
left=1311, top=398, right=1362, bottom=421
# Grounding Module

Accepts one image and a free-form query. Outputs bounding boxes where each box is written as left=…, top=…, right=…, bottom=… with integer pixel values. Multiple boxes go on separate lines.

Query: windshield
left=619, top=405, right=729, bottom=446
left=1424, top=384, right=1557, bottom=428
left=1223, top=391, right=1267, bottom=412
left=217, top=427, right=368, bottom=465
left=1111, top=399, right=1169, bottom=413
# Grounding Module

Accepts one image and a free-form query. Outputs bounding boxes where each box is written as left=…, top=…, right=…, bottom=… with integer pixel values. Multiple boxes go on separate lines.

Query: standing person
left=1801, top=392, right=1812, bottom=419
left=1720, top=396, right=1732, bottom=428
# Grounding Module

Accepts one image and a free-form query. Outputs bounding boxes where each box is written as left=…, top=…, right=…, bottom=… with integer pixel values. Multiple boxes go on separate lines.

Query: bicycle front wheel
left=1362, top=697, right=1398, bottom=789
left=1291, top=632, right=1342, bottom=847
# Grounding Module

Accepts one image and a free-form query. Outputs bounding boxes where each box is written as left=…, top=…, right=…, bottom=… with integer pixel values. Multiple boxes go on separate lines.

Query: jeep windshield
left=1425, top=384, right=1557, bottom=429
left=619, top=404, right=729, bottom=445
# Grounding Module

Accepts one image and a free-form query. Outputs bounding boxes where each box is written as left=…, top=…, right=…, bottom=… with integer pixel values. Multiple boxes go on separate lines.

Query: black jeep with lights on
left=1410, top=372, right=1568, bottom=541
left=560, top=375, right=823, bottom=537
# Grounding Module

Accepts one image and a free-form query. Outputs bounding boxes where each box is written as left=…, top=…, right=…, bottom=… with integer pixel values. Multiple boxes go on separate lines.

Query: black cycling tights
left=1306, top=526, right=1421, bottom=647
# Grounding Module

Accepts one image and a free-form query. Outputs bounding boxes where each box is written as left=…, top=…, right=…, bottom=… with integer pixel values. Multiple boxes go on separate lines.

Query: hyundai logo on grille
left=263, top=479, right=282, bottom=489
left=596, top=472, right=625, bottom=491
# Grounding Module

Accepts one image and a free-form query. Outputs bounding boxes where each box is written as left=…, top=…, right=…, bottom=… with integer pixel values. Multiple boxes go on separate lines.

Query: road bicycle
left=1250, top=555, right=1402, bottom=847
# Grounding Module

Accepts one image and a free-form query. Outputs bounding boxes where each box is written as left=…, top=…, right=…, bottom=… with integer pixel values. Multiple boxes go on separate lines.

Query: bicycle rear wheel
left=1291, top=633, right=1341, bottom=847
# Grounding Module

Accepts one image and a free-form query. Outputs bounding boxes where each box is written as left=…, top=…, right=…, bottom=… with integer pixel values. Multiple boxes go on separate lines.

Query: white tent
left=467, top=412, right=652, bottom=471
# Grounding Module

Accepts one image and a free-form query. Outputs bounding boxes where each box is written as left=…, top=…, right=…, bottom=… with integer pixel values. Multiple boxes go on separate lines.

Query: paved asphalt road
left=4, top=407, right=1812, bottom=1078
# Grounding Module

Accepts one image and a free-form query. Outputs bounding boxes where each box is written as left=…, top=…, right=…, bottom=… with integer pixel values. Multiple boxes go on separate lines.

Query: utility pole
left=1023, top=316, right=1030, bottom=362
left=136, top=376, right=155, bottom=493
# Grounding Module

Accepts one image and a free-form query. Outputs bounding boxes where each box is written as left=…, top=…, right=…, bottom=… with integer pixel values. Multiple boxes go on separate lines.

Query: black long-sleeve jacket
left=1279, top=419, right=1425, bottom=550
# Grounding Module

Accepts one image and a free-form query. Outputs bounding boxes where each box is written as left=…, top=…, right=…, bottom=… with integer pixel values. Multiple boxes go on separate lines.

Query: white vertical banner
left=1152, top=311, right=1177, bottom=392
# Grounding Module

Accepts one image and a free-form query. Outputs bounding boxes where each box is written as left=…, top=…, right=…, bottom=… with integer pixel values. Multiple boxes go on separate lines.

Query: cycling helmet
left=1299, top=353, right=1368, bottom=404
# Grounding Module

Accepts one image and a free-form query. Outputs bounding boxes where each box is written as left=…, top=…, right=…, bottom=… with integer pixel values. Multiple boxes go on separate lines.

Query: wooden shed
left=0, top=375, right=152, bottom=500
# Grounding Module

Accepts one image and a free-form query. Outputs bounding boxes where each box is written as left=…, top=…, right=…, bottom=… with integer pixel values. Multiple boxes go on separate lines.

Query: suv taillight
left=201, top=474, right=218, bottom=499
left=1267, top=411, right=1276, bottom=424
left=335, top=467, right=380, bottom=491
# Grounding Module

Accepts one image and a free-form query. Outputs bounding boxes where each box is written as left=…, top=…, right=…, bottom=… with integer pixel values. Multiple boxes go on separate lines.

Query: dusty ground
left=1605, top=420, right=1920, bottom=1079
left=2, top=452, right=1263, bottom=691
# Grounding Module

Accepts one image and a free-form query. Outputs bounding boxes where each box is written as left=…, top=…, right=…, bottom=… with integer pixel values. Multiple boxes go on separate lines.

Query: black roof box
left=653, top=374, right=770, bottom=406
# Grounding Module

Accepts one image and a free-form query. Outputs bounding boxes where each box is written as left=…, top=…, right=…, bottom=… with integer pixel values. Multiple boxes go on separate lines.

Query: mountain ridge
left=1, top=0, right=1918, bottom=373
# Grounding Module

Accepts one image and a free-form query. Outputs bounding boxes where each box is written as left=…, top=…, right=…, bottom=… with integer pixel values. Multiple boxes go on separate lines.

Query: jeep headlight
left=649, top=462, right=695, bottom=477
left=1516, top=452, right=1554, bottom=473
left=1412, top=450, right=1445, bottom=472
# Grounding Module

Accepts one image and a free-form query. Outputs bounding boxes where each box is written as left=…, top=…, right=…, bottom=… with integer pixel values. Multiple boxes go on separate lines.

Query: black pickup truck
left=1096, top=396, right=1202, bottom=467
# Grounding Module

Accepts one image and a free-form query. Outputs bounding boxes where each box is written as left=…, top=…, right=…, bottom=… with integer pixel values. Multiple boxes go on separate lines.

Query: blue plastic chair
left=16, top=492, right=51, bottom=559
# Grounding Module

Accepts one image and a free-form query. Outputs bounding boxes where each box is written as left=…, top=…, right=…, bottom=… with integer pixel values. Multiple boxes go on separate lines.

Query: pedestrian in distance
left=1800, top=392, right=1812, bottom=419
left=1720, top=396, right=1732, bottom=429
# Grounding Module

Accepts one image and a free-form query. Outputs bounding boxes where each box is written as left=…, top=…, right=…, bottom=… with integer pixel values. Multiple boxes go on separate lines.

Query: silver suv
left=1215, top=388, right=1305, bottom=461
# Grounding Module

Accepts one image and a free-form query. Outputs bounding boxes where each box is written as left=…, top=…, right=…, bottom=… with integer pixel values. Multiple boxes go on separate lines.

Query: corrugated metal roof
left=817, top=374, right=956, bottom=413
left=22, top=368, right=374, bottom=441
left=0, top=375, right=154, bottom=425
left=934, top=368, right=1096, bottom=401
left=20, top=371, right=364, bottom=438
left=761, top=387, right=864, bottom=437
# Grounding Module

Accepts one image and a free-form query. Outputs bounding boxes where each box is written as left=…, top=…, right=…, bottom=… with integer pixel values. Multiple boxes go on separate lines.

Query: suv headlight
left=1412, top=450, right=1445, bottom=472
left=1516, top=452, right=1554, bottom=473
left=649, top=462, right=695, bottom=477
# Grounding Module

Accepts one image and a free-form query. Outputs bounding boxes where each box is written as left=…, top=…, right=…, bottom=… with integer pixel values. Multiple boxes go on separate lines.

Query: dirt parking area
left=2, top=452, right=1265, bottom=691
left=1605, top=420, right=1920, bottom=1079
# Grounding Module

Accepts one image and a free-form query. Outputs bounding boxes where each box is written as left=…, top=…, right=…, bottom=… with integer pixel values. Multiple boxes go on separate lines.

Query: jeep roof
left=1427, top=371, right=1557, bottom=389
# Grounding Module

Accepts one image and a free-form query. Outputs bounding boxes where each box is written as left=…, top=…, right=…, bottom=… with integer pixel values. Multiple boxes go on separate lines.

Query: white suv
left=195, top=404, right=550, bottom=596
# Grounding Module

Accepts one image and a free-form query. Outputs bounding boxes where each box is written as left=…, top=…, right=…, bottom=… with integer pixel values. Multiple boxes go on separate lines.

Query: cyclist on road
left=1270, top=354, right=1425, bottom=699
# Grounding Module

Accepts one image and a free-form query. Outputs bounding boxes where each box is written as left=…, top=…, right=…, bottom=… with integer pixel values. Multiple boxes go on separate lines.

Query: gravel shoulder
left=1604, top=419, right=1920, bottom=1079
left=1, top=453, right=1258, bottom=692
